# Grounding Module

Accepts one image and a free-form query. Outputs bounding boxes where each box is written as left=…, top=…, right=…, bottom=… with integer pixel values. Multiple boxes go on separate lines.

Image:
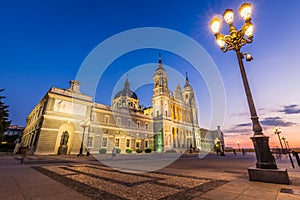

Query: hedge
left=99, top=148, right=107, bottom=154
left=136, top=148, right=142, bottom=153
left=145, top=148, right=152, bottom=153
left=126, top=148, right=132, bottom=154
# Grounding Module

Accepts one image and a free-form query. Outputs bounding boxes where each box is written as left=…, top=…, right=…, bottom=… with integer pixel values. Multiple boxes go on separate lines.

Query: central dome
left=113, top=76, right=138, bottom=100
left=114, top=87, right=138, bottom=100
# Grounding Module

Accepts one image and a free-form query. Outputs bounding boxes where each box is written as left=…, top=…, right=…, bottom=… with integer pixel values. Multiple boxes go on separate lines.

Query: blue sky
left=1, top=0, right=300, bottom=147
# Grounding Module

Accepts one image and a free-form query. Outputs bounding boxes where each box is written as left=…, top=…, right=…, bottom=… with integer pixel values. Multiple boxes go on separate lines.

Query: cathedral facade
left=21, top=55, right=224, bottom=155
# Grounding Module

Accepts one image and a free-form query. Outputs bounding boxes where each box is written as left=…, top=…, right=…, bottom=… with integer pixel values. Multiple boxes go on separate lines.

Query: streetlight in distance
left=210, top=3, right=289, bottom=184
left=214, top=138, right=221, bottom=155
left=78, top=119, right=90, bottom=156
left=281, top=135, right=288, bottom=150
left=281, top=135, right=295, bottom=168
left=273, top=126, right=284, bottom=150
left=236, top=141, right=240, bottom=151
left=285, top=139, right=291, bottom=150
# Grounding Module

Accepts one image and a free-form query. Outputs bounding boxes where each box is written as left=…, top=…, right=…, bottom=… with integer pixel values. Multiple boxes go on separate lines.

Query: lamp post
left=281, top=135, right=295, bottom=168
left=78, top=119, right=90, bottom=156
left=214, top=138, right=221, bottom=155
left=273, top=126, right=284, bottom=151
left=86, top=105, right=93, bottom=156
left=236, top=141, right=240, bottom=151
left=281, top=135, right=288, bottom=150
left=210, top=3, right=277, bottom=170
left=285, top=140, right=290, bottom=150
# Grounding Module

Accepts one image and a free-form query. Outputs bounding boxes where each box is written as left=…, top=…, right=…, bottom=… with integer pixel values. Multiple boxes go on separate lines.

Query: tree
left=0, top=89, right=10, bottom=142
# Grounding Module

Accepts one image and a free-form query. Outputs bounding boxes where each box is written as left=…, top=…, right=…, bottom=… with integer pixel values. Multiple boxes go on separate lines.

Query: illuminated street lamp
left=273, top=126, right=284, bottom=150
left=214, top=138, right=220, bottom=153
left=285, top=139, right=290, bottom=150
left=210, top=3, right=277, bottom=170
left=281, top=135, right=288, bottom=150
left=236, top=141, right=240, bottom=151
left=215, top=137, right=220, bottom=145
left=78, top=119, right=90, bottom=156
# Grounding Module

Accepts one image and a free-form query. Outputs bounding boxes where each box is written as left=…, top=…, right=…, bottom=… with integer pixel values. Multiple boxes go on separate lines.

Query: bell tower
left=183, top=72, right=195, bottom=107
left=183, top=72, right=198, bottom=148
left=153, top=53, right=169, bottom=98
left=152, top=53, right=170, bottom=152
left=152, top=53, right=170, bottom=118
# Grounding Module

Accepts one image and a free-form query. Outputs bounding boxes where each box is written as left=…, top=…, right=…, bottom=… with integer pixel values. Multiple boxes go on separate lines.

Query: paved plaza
left=1, top=152, right=300, bottom=200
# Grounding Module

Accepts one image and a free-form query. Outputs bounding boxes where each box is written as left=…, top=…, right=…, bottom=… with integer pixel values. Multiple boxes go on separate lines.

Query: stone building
left=21, top=55, right=224, bottom=155
left=4, top=125, right=24, bottom=136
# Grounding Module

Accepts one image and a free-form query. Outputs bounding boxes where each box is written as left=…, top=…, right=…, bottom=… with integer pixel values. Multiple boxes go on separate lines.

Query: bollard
left=294, top=152, right=300, bottom=167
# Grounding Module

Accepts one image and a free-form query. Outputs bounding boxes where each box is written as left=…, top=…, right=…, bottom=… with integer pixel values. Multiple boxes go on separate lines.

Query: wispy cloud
left=223, top=131, right=252, bottom=138
left=226, top=116, right=295, bottom=135
left=279, top=104, right=300, bottom=114
left=260, top=116, right=295, bottom=127
left=236, top=123, right=251, bottom=127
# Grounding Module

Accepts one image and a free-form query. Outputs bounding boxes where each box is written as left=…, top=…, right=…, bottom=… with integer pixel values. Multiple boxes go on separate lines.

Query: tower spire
left=185, top=72, right=189, bottom=83
left=158, top=53, right=162, bottom=64
left=124, top=74, right=130, bottom=89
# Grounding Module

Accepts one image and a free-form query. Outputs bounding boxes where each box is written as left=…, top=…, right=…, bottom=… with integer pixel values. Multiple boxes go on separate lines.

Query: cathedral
left=21, top=55, right=224, bottom=155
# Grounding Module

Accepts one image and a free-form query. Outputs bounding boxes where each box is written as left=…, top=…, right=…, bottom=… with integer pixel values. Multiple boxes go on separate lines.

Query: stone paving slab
left=0, top=155, right=89, bottom=200
left=1, top=153, right=300, bottom=200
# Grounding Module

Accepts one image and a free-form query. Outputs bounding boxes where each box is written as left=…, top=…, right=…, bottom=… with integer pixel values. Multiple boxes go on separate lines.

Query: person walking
left=242, top=148, right=246, bottom=156
left=20, top=146, right=28, bottom=164
left=112, top=147, right=117, bottom=159
left=233, top=149, right=237, bottom=156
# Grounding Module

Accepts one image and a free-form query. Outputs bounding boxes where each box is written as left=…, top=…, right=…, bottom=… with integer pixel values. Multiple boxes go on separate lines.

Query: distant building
left=200, top=127, right=225, bottom=152
left=21, top=55, right=224, bottom=155
left=4, top=125, right=24, bottom=136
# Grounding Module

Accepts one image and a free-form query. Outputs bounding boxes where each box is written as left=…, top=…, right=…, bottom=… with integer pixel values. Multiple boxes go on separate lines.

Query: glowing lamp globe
left=223, top=9, right=234, bottom=24
left=210, top=17, right=222, bottom=34
left=245, top=23, right=254, bottom=36
left=239, top=3, right=252, bottom=20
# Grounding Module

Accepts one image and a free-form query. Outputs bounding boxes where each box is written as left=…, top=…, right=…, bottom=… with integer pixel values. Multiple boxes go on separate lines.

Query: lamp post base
left=77, top=147, right=84, bottom=156
left=251, top=134, right=277, bottom=169
left=249, top=134, right=290, bottom=184
left=248, top=167, right=290, bottom=185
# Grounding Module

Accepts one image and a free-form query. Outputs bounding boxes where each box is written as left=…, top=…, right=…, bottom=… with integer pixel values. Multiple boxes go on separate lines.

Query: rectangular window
left=136, top=139, right=141, bottom=148
left=126, top=139, right=130, bottom=148
left=137, top=121, right=140, bottom=128
left=145, top=140, right=148, bottom=148
left=117, top=117, right=121, bottom=125
left=105, top=115, right=109, bottom=124
left=102, top=138, right=107, bottom=147
left=115, top=138, right=120, bottom=147
left=145, top=123, right=148, bottom=130
left=87, top=137, right=93, bottom=147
